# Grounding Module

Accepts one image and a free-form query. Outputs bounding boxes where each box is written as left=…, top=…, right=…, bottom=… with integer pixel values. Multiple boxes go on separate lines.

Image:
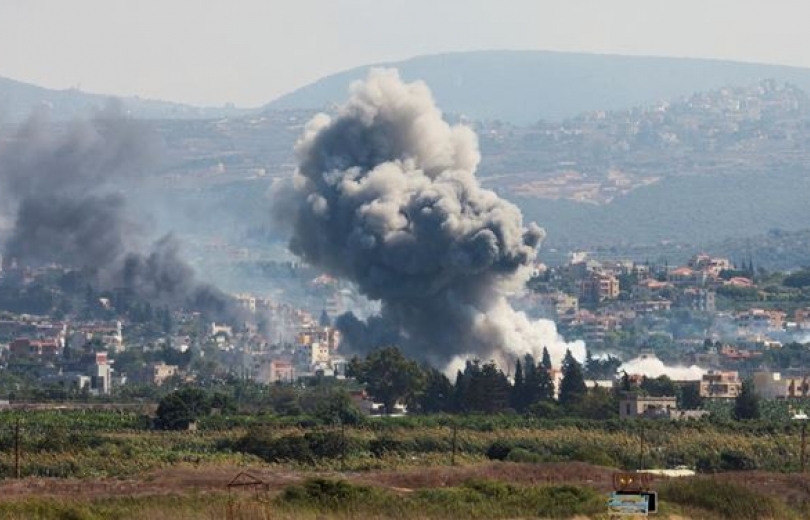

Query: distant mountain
left=266, top=50, right=810, bottom=124
left=0, top=76, right=253, bottom=123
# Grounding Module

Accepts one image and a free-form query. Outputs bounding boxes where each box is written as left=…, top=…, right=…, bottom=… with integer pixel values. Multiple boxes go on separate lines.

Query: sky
left=2, top=0, right=809, bottom=108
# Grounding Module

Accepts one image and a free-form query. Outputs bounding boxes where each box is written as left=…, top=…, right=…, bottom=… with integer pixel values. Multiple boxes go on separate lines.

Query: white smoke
left=619, top=355, right=706, bottom=380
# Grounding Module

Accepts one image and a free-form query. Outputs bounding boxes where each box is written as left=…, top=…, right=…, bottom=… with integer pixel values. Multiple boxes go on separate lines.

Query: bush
left=506, top=447, right=541, bottom=463
left=369, top=436, right=405, bottom=458
left=277, top=478, right=391, bottom=514
left=486, top=440, right=513, bottom=461
left=661, top=478, right=798, bottom=519
left=234, top=430, right=353, bottom=464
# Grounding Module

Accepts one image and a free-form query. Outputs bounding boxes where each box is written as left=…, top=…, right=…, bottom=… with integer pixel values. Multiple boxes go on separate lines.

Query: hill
left=0, top=75, right=252, bottom=123
left=266, top=50, right=810, bottom=124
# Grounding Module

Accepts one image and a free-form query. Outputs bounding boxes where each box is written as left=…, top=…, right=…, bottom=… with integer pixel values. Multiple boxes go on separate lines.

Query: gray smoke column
left=0, top=107, right=236, bottom=317
left=274, top=69, right=584, bottom=368
left=0, top=107, right=149, bottom=269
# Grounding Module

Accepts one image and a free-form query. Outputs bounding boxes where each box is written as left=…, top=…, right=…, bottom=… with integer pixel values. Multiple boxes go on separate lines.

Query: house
left=753, top=371, right=810, bottom=399
left=619, top=394, right=678, bottom=419
left=699, top=370, right=741, bottom=399
left=579, top=272, right=620, bottom=303
left=149, top=362, right=179, bottom=385
left=256, top=359, right=295, bottom=384
left=8, top=338, right=61, bottom=360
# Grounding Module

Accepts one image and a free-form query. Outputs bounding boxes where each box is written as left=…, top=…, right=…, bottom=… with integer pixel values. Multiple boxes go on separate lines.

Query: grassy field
left=0, top=411, right=809, bottom=518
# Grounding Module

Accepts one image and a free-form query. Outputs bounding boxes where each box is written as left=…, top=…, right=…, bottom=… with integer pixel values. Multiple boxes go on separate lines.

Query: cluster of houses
left=523, top=252, right=805, bottom=355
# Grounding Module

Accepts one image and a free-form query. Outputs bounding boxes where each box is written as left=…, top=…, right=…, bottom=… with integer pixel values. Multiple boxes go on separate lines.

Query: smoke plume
left=619, top=355, right=706, bottom=380
left=0, top=106, right=236, bottom=318
left=274, top=69, right=583, bottom=368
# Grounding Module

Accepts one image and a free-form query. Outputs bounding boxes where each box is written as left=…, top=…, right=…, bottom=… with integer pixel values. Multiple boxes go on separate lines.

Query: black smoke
left=0, top=106, right=237, bottom=320
left=273, top=69, right=583, bottom=368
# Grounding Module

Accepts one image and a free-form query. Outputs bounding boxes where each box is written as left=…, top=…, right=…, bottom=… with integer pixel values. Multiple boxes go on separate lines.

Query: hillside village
left=2, top=246, right=810, bottom=418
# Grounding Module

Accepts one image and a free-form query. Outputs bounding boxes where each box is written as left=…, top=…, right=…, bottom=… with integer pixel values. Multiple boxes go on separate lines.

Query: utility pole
left=639, top=426, right=645, bottom=471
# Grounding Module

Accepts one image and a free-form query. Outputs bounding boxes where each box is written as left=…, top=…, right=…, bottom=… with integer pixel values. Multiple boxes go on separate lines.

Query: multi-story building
left=8, top=338, right=61, bottom=360
left=735, top=309, right=785, bottom=332
left=256, top=359, right=295, bottom=384
left=753, top=371, right=810, bottom=399
left=677, top=288, right=716, bottom=312
left=579, top=273, right=620, bottom=303
left=699, top=370, right=742, bottom=399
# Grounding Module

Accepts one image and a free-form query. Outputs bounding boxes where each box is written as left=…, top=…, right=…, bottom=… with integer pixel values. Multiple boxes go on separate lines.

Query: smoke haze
left=0, top=106, right=236, bottom=317
left=619, top=355, right=706, bottom=380
left=274, top=69, right=584, bottom=368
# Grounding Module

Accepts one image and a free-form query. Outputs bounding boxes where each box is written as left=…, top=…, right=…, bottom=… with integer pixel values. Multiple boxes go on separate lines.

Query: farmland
left=0, top=409, right=810, bottom=518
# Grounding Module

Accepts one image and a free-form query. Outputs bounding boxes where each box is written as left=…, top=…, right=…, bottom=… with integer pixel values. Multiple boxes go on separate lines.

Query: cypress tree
left=559, top=349, right=587, bottom=408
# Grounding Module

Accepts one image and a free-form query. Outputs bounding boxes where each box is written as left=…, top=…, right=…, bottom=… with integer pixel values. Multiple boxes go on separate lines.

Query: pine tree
left=584, top=348, right=594, bottom=379
left=478, top=361, right=510, bottom=413
left=419, top=367, right=454, bottom=413
left=541, top=347, right=553, bottom=370
left=734, top=379, right=760, bottom=420
left=559, top=349, right=587, bottom=408
left=537, top=364, right=556, bottom=402
left=511, top=358, right=525, bottom=411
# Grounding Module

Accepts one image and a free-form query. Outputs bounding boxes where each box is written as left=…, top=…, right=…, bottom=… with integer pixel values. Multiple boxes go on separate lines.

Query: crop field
left=1, top=410, right=810, bottom=518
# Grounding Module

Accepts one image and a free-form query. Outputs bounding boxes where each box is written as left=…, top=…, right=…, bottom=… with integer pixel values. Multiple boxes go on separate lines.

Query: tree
left=541, top=347, right=553, bottom=370
left=558, top=349, right=587, bottom=408
left=640, top=375, right=677, bottom=397
left=300, top=385, right=362, bottom=425
left=455, top=360, right=511, bottom=413
left=476, top=361, right=511, bottom=413
left=679, top=381, right=704, bottom=410
left=734, top=379, right=760, bottom=420
left=511, top=358, right=526, bottom=411
left=156, top=387, right=212, bottom=430
left=418, top=367, right=454, bottom=414
left=584, top=349, right=594, bottom=378
left=522, top=354, right=554, bottom=408
left=572, top=386, right=618, bottom=420
left=350, top=346, right=424, bottom=414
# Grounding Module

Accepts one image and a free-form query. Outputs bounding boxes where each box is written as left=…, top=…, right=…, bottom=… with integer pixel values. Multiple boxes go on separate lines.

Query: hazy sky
left=2, top=0, right=809, bottom=107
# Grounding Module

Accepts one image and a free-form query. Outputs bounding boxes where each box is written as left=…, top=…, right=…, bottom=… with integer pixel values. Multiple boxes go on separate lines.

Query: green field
left=0, top=410, right=809, bottom=518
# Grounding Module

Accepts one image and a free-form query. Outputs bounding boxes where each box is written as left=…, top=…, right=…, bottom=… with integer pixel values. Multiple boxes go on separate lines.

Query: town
left=2, top=246, right=810, bottom=424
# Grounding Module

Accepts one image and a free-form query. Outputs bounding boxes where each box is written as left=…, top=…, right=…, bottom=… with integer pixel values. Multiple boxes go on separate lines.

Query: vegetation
left=660, top=478, right=801, bottom=519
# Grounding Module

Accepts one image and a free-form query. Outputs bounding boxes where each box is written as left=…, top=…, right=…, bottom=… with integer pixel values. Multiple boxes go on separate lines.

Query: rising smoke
left=274, top=69, right=584, bottom=368
left=619, top=355, right=706, bottom=380
left=0, top=106, right=236, bottom=319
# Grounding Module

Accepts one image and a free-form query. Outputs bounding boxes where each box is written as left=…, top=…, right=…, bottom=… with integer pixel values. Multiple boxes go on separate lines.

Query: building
left=735, top=309, right=785, bottom=331
left=699, top=370, right=742, bottom=399
left=8, top=338, right=61, bottom=360
left=256, top=359, right=295, bottom=384
left=235, top=294, right=257, bottom=314
left=580, top=313, right=617, bottom=346
left=688, top=254, right=731, bottom=277
left=579, top=273, right=620, bottom=303
left=619, top=394, right=678, bottom=419
left=89, top=352, right=111, bottom=395
left=753, top=371, right=810, bottom=399
left=677, top=288, right=716, bottom=312
left=149, top=362, right=179, bottom=386
left=634, top=300, right=672, bottom=314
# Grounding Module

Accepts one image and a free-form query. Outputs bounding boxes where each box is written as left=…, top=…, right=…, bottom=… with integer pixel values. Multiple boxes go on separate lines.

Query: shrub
left=506, top=447, right=541, bottom=463
left=369, top=436, right=405, bottom=458
left=486, top=440, right=513, bottom=461
left=234, top=430, right=353, bottom=464
left=661, top=478, right=798, bottom=519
